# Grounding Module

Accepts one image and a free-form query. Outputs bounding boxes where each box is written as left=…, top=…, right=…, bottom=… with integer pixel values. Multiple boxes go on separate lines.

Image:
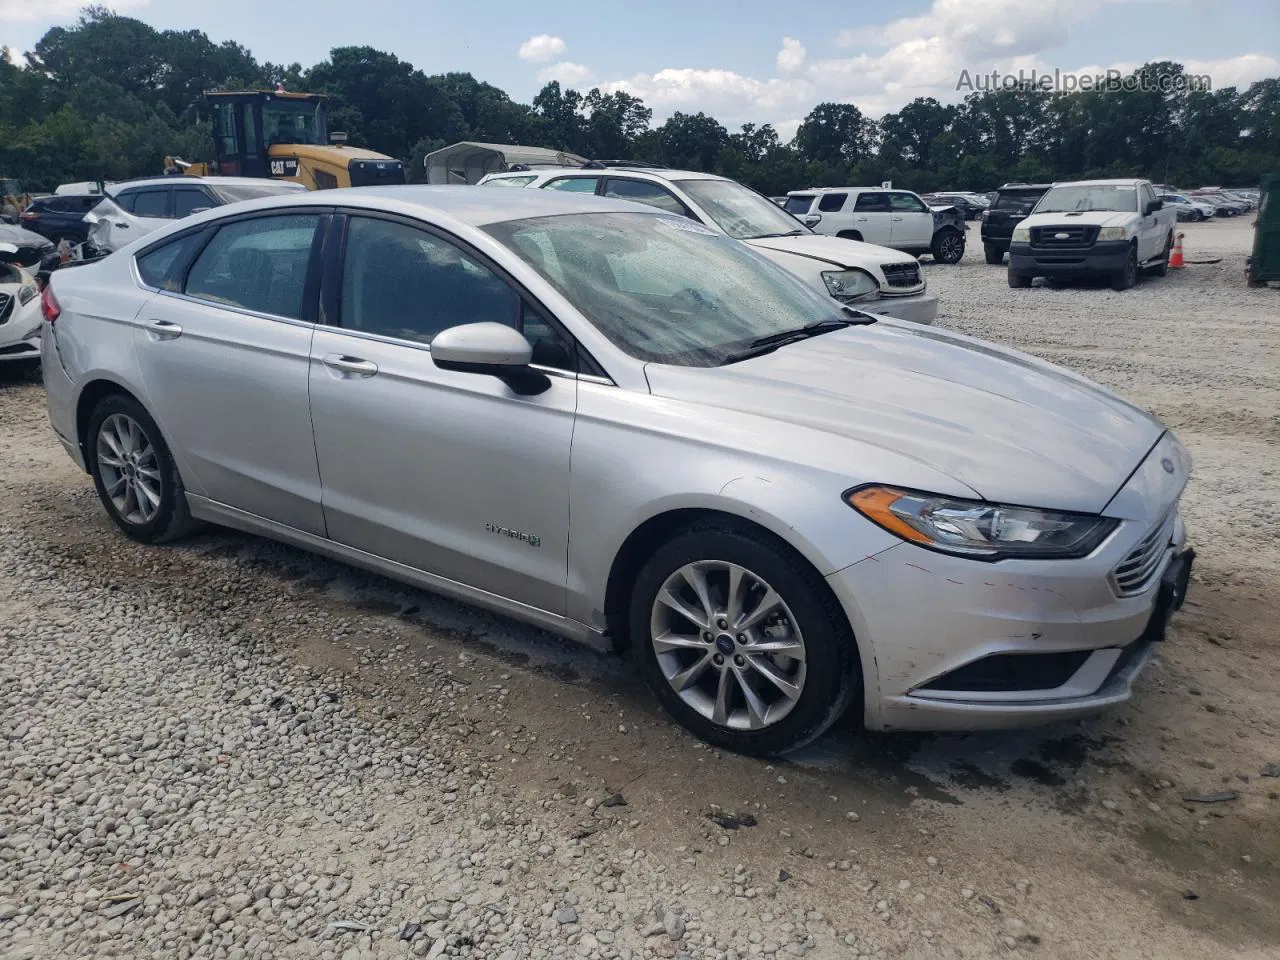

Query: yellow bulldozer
left=165, top=89, right=406, bottom=190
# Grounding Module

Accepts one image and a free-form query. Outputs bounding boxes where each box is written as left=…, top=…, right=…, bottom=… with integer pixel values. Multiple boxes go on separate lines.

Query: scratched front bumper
left=825, top=514, right=1186, bottom=732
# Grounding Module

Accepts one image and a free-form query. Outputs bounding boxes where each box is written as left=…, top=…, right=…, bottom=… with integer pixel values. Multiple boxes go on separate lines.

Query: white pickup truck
left=1007, top=178, right=1177, bottom=290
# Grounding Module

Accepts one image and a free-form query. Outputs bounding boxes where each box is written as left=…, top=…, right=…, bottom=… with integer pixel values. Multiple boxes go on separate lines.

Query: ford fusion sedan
left=42, top=187, right=1193, bottom=755
left=479, top=167, right=938, bottom=325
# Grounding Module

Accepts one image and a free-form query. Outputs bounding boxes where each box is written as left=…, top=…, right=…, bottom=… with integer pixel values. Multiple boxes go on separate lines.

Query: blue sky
left=3, top=0, right=1278, bottom=136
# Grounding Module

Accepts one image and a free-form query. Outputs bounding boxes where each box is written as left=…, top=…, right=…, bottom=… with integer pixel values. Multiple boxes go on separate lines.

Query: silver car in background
left=41, top=187, right=1193, bottom=755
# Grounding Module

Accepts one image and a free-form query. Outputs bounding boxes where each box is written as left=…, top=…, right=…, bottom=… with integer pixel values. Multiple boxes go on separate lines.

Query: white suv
left=479, top=167, right=938, bottom=324
left=783, top=188, right=967, bottom=264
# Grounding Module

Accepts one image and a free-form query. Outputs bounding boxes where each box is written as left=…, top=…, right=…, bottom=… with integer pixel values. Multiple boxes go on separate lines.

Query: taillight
left=19, top=211, right=37, bottom=221
left=41, top=285, right=61, bottom=324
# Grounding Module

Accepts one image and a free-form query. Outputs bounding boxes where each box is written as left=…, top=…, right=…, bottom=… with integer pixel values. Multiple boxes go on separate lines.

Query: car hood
left=1021, top=210, right=1135, bottom=228
left=745, top=234, right=913, bottom=270
left=644, top=322, right=1163, bottom=513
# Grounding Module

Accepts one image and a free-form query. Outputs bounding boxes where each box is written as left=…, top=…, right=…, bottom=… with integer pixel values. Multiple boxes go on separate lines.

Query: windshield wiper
left=718, top=313, right=875, bottom=366
left=745, top=229, right=806, bottom=239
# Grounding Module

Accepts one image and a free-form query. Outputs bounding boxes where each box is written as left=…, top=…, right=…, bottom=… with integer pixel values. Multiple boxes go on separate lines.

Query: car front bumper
left=827, top=509, right=1190, bottom=732
left=1008, top=239, right=1130, bottom=277
left=864, top=292, right=938, bottom=325
left=0, top=302, right=42, bottom=362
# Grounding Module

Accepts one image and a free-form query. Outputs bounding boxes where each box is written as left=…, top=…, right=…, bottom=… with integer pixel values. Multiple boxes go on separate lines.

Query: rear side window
left=817, top=193, right=847, bottom=212
left=853, top=192, right=890, bottom=212
left=993, top=191, right=1044, bottom=215
left=602, top=179, right=690, bottom=217
left=783, top=194, right=814, bottom=215
left=184, top=214, right=321, bottom=319
left=130, top=189, right=170, bottom=218
left=136, top=232, right=207, bottom=291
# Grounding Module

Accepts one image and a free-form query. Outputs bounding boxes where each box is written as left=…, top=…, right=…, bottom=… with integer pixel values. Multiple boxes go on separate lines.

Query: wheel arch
left=836, top=229, right=863, bottom=241
left=74, top=376, right=160, bottom=468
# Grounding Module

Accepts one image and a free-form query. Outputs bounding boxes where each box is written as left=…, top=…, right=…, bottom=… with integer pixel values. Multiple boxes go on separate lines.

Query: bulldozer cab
left=209, top=91, right=328, bottom=180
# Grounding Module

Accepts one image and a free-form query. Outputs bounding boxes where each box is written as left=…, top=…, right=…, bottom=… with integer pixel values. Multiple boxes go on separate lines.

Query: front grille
left=880, top=262, right=922, bottom=288
left=1030, top=225, right=1098, bottom=247
left=921, top=650, right=1092, bottom=693
left=1111, top=512, right=1176, bottom=596
left=0, top=292, right=12, bottom=324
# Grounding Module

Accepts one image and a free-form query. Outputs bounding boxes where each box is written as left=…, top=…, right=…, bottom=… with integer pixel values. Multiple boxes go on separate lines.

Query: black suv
left=18, top=194, right=104, bottom=244
left=980, top=183, right=1052, bottom=264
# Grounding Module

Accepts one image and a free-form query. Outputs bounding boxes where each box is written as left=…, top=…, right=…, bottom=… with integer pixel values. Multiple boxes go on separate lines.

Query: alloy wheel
left=649, top=561, right=807, bottom=731
left=96, top=413, right=162, bottom=525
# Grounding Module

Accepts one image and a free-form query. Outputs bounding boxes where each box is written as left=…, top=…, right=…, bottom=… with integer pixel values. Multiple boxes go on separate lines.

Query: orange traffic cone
left=1169, top=232, right=1185, bottom=269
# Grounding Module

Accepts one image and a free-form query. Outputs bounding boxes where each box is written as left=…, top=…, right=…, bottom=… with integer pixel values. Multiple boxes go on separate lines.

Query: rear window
left=483, top=176, right=536, bottom=187
left=992, top=190, right=1046, bottom=215
left=817, top=193, right=847, bottom=212
left=783, top=194, right=814, bottom=215
left=211, top=183, right=307, bottom=204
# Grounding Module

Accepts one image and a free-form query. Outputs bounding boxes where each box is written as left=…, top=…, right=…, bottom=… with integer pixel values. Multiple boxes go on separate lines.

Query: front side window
left=487, top=212, right=845, bottom=367
left=130, top=190, right=170, bottom=218
left=817, top=193, right=847, bottom=212
left=602, top=179, right=690, bottom=217
left=185, top=214, right=320, bottom=319
left=889, top=192, right=928, bottom=213
left=677, top=179, right=807, bottom=240
left=544, top=177, right=599, bottom=193
left=853, top=192, right=890, bottom=212
left=213, top=101, right=237, bottom=157
left=339, top=217, right=520, bottom=345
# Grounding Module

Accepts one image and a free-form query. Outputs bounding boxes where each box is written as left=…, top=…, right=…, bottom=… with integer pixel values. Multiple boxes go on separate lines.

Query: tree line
left=2, top=8, right=1277, bottom=194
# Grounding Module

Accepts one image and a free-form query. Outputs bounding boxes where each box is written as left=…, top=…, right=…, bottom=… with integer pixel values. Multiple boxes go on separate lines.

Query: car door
left=1138, top=183, right=1162, bottom=260
left=601, top=178, right=694, bottom=217
left=103, top=187, right=171, bottom=246
left=307, top=213, right=577, bottom=614
left=131, top=211, right=328, bottom=534
left=851, top=191, right=893, bottom=244
left=888, top=192, right=934, bottom=248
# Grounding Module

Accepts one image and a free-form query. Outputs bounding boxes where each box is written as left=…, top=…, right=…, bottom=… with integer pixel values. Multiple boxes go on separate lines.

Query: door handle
left=322, top=353, right=379, bottom=378
left=856, top=216, right=868, bottom=221
left=146, top=319, right=182, bottom=341
left=891, top=216, right=904, bottom=221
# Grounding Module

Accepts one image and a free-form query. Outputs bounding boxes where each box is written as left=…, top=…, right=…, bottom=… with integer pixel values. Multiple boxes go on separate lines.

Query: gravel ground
left=1, top=217, right=1277, bottom=960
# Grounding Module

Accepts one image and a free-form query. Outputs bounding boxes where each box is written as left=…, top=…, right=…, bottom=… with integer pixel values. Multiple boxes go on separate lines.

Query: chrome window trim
left=154, top=289, right=318, bottom=330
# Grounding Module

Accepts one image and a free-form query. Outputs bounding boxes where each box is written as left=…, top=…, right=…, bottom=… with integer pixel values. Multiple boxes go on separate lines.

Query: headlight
left=1011, top=225, right=1030, bottom=242
left=821, top=269, right=879, bottom=302
left=846, top=485, right=1118, bottom=560
left=1097, top=227, right=1127, bottom=241
left=18, top=281, right=38, bottom=305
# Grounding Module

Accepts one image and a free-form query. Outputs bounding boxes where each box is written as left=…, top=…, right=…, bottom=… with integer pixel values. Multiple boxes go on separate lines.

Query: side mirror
left=1146, top=199, right=1162, bottom=215
left=802, top=214, right=821, bottom=227
left=189, top=207, right=210, bottom=215
left=431, top=322, right=549, bottom=395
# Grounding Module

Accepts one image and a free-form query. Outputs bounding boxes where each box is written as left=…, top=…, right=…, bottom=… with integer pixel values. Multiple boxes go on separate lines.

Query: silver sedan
left=41, top=187, right=1193, bottom=755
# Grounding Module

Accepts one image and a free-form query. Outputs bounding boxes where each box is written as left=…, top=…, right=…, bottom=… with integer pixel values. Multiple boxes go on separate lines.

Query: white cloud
left=0, top=0, right=149, bottom=21
left=535, top=61, right=593, bottom=86
left=518, top=34, right=567, bottom=63
left=776, top=37, right=806, bottom=74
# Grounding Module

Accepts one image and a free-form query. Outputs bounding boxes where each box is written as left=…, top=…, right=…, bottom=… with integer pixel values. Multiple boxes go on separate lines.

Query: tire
left=1007, top=270, right=1032, bottom=288
left=1149, top=233, right=1172, bottom=277
left=836, top=230, right=863, bottom=242
left=1110, top=245, right=1138, bottom=291
left=629, top=521, right=860, bottom=757
left=87, top=394, right=199, bottom=544
left=931, top=229, right=965, bottom=264
left=983, top=243, right=1004, bottom=265
left=1191, top=210, right=1203, bottom=222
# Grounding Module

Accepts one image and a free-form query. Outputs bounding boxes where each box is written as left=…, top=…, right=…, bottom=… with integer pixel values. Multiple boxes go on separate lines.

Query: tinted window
left=817, top=193, right=847, bottom=212
left=339, top=217, right=519, bottom=345
left=783, top=195, right=814, bottom=215
left=76, top=195, right=104, bottom=211
left=484, top=176, right=537, bottom=187
left=853, top=192, right=890, bottom=212
left=212, top=183, right=307, bottom=204
left=185, top=214, right=320, bottom=319
left=172, top=188, right=214, bottom=219
left=992, top=190, right=1044, bottom=215
left=544, top=177, right=599, bottom=193
left=136, top=231, right=207, bottom=291
left=603, top=179, right=690, bottom=216
left=889, top=192, right=928, bottom=213
left=113, top=191, right=137, bottom=213
left=131, top=189, right=170, bottom=218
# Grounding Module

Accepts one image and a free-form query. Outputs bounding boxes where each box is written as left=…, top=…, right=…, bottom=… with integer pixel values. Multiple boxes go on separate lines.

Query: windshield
left=213, top=182, right=308, bottom=203
left=262, top=98, right=327, bottom=146
left=483, top=175, right=537, bottom=188
left=1034, top=185, right=1137, bottom=214
left=783, top=195, right=815, bottom=215
left=485, top=212, right=846, bottom=367
left=678, top=179, right=807, bottom=240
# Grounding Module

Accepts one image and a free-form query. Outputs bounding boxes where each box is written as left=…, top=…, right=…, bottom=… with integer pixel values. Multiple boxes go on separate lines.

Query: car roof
left=1048, top=179, right=1145, bottom=187
left=496, top=167, right=732, bottom=186
left=112, top=176, right=307, bottom=190
left=785, top=187, right=901, bottom=195
left=209, top=184, right=658, bottom=226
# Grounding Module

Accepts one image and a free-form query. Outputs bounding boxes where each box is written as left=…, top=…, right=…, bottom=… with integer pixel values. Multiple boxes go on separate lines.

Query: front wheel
left=630, top=523, right=859, bottom=756
left=1110, top=246, right=1138, bottom=291
left=87, top=394, right=198, bottom=544
left=931, top=229, right=965, bottom=264
left=983, top=243, right=1004, bottom=265
left=1191, top=210, right=1203, bottom=222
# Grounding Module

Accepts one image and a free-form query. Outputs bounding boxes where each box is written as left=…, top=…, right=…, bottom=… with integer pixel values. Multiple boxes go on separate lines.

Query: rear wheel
left=630, top=522, right=859, bottom=756
left=1110, top=245, right=1138, bottom=291
left=87, top=394, right=198, bottom=544
left=1190, top=210, right=1203, bottom=222
left=931, top=229, right=965, bottom=264
left=983, top=243, right=1004, bottom=265
left=1007, top=270, right=1032, bottom=288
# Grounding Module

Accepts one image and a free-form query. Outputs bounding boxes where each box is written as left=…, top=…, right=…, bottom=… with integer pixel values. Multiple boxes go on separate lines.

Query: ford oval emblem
left=1054, top=232, right=1070, bottom=239
left=1161, top=457, right=1175, bottom=474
